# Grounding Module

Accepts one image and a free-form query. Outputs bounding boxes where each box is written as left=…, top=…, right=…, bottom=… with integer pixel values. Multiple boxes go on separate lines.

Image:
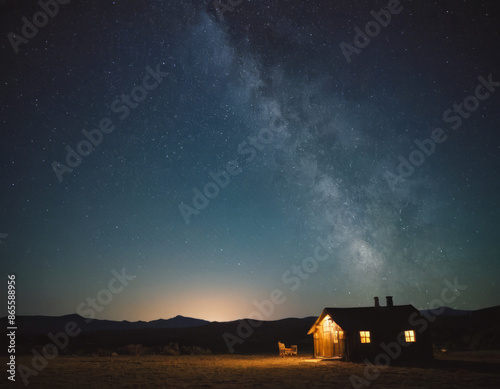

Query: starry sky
left=1, top=0, right=499, bottom=322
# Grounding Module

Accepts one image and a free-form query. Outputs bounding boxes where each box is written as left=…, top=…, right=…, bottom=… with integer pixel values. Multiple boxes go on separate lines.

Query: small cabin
left=307, top=296, right=433, bottom=363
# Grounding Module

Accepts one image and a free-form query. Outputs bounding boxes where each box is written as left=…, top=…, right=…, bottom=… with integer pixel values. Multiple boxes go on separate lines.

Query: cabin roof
left=307, top=305, right=420, bottom=334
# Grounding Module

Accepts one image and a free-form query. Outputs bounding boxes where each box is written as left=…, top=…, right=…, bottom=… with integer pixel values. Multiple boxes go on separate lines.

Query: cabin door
left=321, top=330, right=345, bottom=358
left=323, top=330, right=333, bottom=358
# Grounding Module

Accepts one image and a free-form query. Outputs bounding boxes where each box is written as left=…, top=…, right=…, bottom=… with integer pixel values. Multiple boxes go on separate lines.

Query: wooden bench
left=278, top=342, right=297, bottom=357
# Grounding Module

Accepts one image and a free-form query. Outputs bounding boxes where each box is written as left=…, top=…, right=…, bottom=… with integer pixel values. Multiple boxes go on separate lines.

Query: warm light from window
left=339, top=330, right=344, bottom=340
left=404, top=330, right=416, bottom=342
left=360, top=331, right=371, bottom=343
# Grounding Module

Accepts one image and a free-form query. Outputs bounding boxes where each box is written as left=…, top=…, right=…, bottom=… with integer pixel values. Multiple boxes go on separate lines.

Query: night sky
left=1, top=0, right=499, bottom=322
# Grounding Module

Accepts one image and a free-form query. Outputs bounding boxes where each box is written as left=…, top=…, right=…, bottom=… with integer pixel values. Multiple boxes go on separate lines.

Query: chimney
left=374, top=296, right=380, bottom=308
left=386, top=296, right=393, bottom=308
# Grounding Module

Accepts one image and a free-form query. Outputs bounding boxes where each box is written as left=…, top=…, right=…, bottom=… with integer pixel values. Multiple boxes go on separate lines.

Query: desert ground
left=4, top=351, right=500, bottom=389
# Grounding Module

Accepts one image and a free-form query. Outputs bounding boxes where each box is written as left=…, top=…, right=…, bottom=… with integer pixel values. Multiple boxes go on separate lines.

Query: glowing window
left=360, top=331, right=371, bottom=343
left=339, top=331, right=344, bottom=340
left=404, top=330, right=416, bottom=342
left=334, top=331, right=338, bottom=343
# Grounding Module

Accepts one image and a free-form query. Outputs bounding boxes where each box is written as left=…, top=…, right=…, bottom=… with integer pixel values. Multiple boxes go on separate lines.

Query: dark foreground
left=4, top=351, right=500, bottom=388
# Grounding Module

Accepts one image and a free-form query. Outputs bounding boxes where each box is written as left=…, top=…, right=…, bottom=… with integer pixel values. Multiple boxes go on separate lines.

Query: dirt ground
left=4, top=351, right=500, bottom=389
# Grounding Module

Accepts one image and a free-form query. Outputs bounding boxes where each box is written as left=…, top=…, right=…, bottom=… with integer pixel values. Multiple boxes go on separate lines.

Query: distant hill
left=1, top=314, right=317, bottom=356
left=143, top=315, right=210, bottom=329
left=420, top=307, right=472, bottom=318
left=69, top=316, right=319, bottom=355
left=426, top=305, right=500, bottom=351
left=0, top=314, right=210, bottom=336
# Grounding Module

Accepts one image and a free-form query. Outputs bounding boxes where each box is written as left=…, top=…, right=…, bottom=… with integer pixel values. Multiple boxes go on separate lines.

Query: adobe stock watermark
left=17, top=268, right=135, bottom=386
left=350, top=277, right=467, bottom=388
left=384, top=73, right=498, bottom=189
left=51, top=63, right=169, bottom=183
left=7, top=0, right=70, bottom=54
left=212, top=0, right=243, bottom=22
left=178, top=102, right=288, bottom=225
left=340, top=0, right=405, bottom=64
left=222, top=232, right=336, bottom=353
